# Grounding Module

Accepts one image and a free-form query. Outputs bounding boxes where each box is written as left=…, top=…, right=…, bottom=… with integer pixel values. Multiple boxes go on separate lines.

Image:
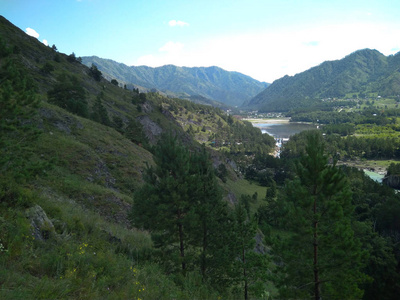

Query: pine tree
left=265, top=178, right=277, bottom=199
left=125, top=118, right=147, bottom=146
left=89, top=63, right=102, bottom=81
left=231, top=203, right=269, bottom=300
left=47, top=74, right=88, bottom=117
left=271, top=131, right=367, bottom=299
left=0, top=46, right=42, bottom=181
left=91, top=93, right=110, bottom=126
left=131, top=132, right=192, bottom=272
left=186, top=146, right=231, bottom=282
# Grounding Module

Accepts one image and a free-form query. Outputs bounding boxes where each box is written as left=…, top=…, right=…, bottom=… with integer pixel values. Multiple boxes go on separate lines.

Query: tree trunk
left=201, top=221, right=207, bottom=279
left=313, top=198, right=320, bottom=300
left=243, top=246, right=248, bottom=300
left=178, top=222, right=186, bottom=271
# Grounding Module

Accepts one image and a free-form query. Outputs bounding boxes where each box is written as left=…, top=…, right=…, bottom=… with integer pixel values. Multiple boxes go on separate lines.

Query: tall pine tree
left=186, top=145, right=232, bottom=283
left=270, top=131, right=367, bottom=299
left=131, top=132, right=194, bottom=273
left=230, top=203, right=269, bottom=300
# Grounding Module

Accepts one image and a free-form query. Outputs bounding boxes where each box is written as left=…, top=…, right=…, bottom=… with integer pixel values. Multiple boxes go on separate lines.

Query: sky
left=2, top=0, right=400, bottom=83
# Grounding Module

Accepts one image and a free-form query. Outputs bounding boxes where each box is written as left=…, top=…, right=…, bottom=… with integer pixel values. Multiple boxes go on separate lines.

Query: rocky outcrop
left=25, top=205, right=55, bottom=241
left=383, top=175, right=400, bottom=189
left=254, top=232, right=268, bottom=255
left=136, top=115, right=162, bottom=144
left=226, top=192, right=237, bottom=205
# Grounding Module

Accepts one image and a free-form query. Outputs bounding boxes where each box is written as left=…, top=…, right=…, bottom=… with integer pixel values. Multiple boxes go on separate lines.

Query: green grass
left=1, top=178, right=219, bottom=299
left=1, top=18, right=275, bottom=298
left=225, top=178, right=268, bottom=213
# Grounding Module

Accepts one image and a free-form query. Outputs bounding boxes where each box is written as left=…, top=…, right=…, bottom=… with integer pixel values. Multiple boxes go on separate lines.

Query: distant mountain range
left=244, top=49, right=400, bottom=112
left=81, top=56, right=269, bottom=107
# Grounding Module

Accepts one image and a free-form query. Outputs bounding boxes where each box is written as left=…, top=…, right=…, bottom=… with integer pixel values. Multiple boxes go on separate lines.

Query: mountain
left=0, top=16, right=276, bottom=298
left=245, top=49, right=400, bottom=111
left=81, top=56, right=269, bottom=107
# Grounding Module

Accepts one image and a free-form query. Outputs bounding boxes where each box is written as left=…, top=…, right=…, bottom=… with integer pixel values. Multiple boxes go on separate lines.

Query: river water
left=251, top=120, right=317, bottom=139
left=363, top=170, right=385, bottom=183
left=250, top=119, right=317, bottom=157
left=250, top=119, right=386, bottom=183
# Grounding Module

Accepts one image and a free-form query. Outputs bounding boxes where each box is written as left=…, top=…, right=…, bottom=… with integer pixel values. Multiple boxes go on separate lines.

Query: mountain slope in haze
left=82, top=56, right=269, bottom=107
left=245, top=49, right=400, bottom=112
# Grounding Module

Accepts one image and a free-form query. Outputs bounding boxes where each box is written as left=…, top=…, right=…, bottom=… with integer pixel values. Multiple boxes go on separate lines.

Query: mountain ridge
left=0, top=15, right=278, bottom=298
left=245, top=48, right=400, bottom=111
left=81, top=56, right=269, bottom=107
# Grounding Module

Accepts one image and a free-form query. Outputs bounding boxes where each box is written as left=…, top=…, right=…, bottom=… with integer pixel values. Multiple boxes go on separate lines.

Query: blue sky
left=2, top=0, right=400, bottom=82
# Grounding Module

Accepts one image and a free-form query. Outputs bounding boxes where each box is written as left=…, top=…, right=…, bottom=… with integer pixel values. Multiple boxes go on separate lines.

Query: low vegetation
left=1, top=15, right=400, bottom=299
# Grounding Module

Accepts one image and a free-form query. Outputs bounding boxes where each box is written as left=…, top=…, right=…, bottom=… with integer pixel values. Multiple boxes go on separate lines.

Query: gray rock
left=226, top=192, right=237, bottom=205
left=141, top=101, right=153, bottom=113
left=137, top=115, right=162, bottom=144
left=383, top=175, right=400, bottom=189
left=25, top=205, right=55, bottom=241
left=254, top=232, right=268, bottom=255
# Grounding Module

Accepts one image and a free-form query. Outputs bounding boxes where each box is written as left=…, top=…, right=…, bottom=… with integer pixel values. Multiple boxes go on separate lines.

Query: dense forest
left=1, top=15, right=400, bottom=300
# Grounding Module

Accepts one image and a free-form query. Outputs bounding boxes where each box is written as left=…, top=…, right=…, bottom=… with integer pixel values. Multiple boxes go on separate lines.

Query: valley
left=1, top=14, right=400, bottom=300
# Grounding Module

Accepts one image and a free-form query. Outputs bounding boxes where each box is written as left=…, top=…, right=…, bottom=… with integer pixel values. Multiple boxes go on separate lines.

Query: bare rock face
left=136, top=115, right=162, bottom=144
left=226, top=192, right=237, bottom=205
left=25, top=205, right=55, bottom=241
left=383, top=175, right=400, bottom=189
left=141, top=101, right=153, bottom=114
left=254, top=232, right=268, bottom=255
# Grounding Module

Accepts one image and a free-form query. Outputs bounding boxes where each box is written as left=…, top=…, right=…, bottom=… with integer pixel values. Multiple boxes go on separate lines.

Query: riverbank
left=245, top=118, right=291, bottom=124
left=337, top=160, right=387, bottom=175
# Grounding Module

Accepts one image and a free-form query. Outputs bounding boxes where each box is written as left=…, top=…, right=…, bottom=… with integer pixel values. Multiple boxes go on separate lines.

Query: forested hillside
left=2, top=15, right=400, bottom=300
left=81, top=56, right=269, bottom=107
left=0, top=15, right=275, bottom=299
left=245, top=49, right=400, bottom=111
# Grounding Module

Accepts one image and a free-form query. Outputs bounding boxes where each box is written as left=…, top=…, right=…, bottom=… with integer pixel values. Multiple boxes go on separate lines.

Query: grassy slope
left=1, top=16, right=271, bottom=299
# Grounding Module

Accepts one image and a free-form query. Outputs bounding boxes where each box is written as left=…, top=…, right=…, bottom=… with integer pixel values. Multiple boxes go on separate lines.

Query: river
left=248, top=118, right=317, bottom=157
left=249, top=119, right=386, bottom=182
left=363, top=170, right=385, bottom=183
left=249, top=118, right=317, bottom=139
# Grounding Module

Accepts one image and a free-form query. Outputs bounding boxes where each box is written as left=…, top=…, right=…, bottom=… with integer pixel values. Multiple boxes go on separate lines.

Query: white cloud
left=42, top=39, right=48, bottom=46
left=133, top=22, right=400, bottom=82
left=25, top=27, right=39, bottom=38
left=168, top=20, right=189, bottom=27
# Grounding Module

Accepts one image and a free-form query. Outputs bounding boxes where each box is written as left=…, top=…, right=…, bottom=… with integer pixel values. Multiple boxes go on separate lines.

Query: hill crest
left=245, top=48, right=400, bottom=111
left=82, top=56, right=269, bottom=107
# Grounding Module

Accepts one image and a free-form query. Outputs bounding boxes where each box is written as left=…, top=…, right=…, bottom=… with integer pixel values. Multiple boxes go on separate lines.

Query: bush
left=41, top=62, right=54, bottom=74
left=47, top=74, right=88, bottom=118
left=89, top=64, right=102, bottom=81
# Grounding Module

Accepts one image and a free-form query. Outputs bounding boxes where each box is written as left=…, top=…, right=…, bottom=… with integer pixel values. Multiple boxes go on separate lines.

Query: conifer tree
left=0, top=42, right=42, bottom=181
left=131, top=132, right=192, bottom=272
left=89, top=63, right=102, bottom=81
left=265, top=178, right=277, bottom=199
left=186, top=146, right=231, bottom=282
left=47, top=74, right=88, bottom=117
left=270, top=132, right=367, bottom=299
left=230, top=203, right=269, bottom=300
left=91, top=93, right=110, bottom=126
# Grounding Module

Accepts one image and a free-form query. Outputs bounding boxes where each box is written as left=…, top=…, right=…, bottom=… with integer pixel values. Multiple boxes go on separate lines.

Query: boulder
left=25, top=205, right=55, bottom=241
